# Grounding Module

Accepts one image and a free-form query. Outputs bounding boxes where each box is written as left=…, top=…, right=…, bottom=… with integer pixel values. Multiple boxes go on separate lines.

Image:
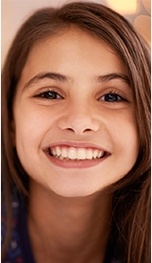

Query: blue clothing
left=2, top=192, right=121, bottom=263
left=2, top=192, right=35, bottom=263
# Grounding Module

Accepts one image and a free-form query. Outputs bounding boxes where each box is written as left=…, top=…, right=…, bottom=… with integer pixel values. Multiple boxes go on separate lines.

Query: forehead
left=20, top=27, right=127, bottom=82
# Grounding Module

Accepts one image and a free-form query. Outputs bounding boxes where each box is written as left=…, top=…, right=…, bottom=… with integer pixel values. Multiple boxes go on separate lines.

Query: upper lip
left=43, top=141, right=110, bottom=153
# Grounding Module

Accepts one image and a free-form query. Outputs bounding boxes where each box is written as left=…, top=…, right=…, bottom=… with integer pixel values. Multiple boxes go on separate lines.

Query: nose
left=57, top=103, right=100, bottom=135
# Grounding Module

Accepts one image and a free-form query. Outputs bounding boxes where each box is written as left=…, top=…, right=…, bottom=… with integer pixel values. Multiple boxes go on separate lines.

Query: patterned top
left=2, top=191, right=121, bottom=263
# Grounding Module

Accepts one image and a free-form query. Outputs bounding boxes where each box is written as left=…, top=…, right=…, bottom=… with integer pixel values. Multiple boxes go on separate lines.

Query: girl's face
left=13, top=28, right=139, bottom=197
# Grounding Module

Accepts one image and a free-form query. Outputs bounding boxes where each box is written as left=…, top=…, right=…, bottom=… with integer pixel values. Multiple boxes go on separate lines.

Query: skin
left=13, top=27, right=139, bottom=263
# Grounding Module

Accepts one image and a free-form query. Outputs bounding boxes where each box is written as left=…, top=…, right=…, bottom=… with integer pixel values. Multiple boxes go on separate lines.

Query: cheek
left=109, top=111, right=139, bottom=162
left=14, top=105, right=57, bottom=140
left=14, top=105, right=62, bottom=168
left=14, top=107, right=49, bottom=153
left=14, top=109, right=48, bottom=175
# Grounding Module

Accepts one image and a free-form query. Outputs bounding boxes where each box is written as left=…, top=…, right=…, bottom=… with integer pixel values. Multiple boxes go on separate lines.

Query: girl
left=2, top=2, right=150, bottom=263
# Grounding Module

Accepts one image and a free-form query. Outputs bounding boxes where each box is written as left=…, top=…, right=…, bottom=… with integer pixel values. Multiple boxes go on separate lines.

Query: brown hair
left=2, top=2, right=150, bottom=262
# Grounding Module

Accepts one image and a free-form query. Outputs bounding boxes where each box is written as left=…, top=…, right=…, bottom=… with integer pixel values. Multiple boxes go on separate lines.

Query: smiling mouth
left=46, top=146, right=109, bottom=161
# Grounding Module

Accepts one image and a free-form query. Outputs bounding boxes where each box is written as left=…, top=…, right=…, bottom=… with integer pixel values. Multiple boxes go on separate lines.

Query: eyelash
left=34, top=90, right=63, bottom=100
left=98, top=91, right=127, bottom=103
left=34, top=89, right=127, bottom=103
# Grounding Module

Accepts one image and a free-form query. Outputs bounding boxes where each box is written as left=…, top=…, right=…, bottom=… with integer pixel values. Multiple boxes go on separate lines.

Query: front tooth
left=52, top=147, right=103, bottom=160
left=86, top=149, right=93, bottom=160
left=68, top=148, right=77, bottom=160
left=77, top=148, right=87, bottom=160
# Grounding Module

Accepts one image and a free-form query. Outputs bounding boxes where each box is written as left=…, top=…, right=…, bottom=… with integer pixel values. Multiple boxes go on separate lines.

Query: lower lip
left=45, top=152, right=109, bottom=169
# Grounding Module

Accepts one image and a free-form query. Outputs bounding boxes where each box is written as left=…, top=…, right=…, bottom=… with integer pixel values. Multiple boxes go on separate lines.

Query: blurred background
left=2, top=0, right=151, bottom=64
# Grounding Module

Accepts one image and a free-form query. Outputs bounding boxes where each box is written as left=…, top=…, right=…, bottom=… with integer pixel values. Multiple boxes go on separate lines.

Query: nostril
left=66, top=128, right=75, bottom=132
left=58, top=115, right=100, bottom=134
left=65, top=127, right=93, bottom=134
left=83, top=128, right=92, bottom=132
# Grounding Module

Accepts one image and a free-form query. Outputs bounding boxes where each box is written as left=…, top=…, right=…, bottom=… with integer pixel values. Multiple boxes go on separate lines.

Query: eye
left=99, top=92, right=126, bottom=102
left=34, top=90, right=63, bottom=100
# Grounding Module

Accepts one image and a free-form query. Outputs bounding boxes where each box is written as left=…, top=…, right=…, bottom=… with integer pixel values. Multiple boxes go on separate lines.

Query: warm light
left=106, top=0, right=137, bottom=14
left=134, top=15, right=151, bottom=44
left=141, top=0, right=151, bottom=14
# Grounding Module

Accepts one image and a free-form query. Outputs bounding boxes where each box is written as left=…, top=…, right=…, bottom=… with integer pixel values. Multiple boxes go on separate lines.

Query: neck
left=28, top=180, right=112, bottom=263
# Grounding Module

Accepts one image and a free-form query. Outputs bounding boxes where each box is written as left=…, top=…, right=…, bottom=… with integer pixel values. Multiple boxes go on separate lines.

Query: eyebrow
left=24, top=71, right=130, bottom=89
left=95, top=73, right=130, bottom=86
left=24, top=72, right=71, bottom=89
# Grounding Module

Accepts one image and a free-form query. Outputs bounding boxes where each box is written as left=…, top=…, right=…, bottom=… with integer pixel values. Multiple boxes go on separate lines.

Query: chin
left=51, top=186, right=103, bottom=198
left=55, top=191, right=92, bottom=198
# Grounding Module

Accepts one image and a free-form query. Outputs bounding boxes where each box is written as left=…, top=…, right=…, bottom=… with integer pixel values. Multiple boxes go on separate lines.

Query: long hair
left=2, top=2, right=150, bottom=262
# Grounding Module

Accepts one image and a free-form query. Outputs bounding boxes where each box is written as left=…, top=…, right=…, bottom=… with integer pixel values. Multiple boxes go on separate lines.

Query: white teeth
left=98, top=151, right=103, bottom=158
left=61, top=148, right=68, bottom=158
left=68, top=148, right=77, bottom=160
left=86, top=149, right=93, bottom=160
left=77, top=148, right=86, bottom=160
left=50, top=147, right=105, bottom=160
left=56, top=147, right=61, bottom=157
left=93, top=150, right=98, bottom=158
left=51, top=148, right=56, bottom=156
